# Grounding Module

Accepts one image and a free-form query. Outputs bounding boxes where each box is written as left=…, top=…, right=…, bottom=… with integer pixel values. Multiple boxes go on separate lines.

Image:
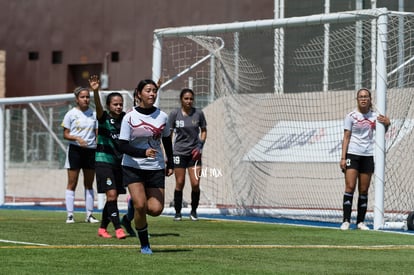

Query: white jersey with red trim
left=344, top=109, right=377, bottom=156
left=119, top=107, right=170, bottom=170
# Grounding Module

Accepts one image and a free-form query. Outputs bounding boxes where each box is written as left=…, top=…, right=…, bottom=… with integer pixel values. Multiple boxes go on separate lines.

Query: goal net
left=0, top=91, right=134, bottom=207
left=153, top=8, right=414, bottom=228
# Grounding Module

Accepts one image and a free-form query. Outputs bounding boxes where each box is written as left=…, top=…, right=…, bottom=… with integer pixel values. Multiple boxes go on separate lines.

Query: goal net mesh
left=156, top=10, right=414, bottom=224
left=2, top=92, right=134, bottom=205
left=3, top=10, right=414, bottom=226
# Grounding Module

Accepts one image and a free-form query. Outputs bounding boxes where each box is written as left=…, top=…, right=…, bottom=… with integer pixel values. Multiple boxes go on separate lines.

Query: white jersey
left=61, top=107, right=97, bottom=149
left=119, top=107, right=170, bottom=170
left=344, top=109, right=377, bottom=156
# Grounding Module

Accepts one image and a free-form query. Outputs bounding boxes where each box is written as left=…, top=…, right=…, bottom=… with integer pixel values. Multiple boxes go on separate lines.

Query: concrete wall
left=0, top=0, right=274, bottom=97
left=0, top=50, right=4, bottom=98
left=1, top=1, right=413, bottom=98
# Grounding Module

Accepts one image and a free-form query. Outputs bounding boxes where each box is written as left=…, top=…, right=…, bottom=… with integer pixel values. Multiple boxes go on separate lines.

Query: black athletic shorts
left=173, top=155, right=202, bottom=169
left=95, top=162, right=126, bottom=194
left=65, top=144, right=95, bottom=169
left=122, top=166, right=165, bottom=188
left=345, top=153, right=374, bottom=173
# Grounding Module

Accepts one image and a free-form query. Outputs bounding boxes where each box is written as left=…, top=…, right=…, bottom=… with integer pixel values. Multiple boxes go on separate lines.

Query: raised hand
left=89, top=75, right=100, bottom=91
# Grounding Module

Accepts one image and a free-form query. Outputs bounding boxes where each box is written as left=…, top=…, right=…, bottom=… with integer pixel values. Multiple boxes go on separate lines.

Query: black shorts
left=65, top=144, right=95, bottom=169
left=122, top=166, right=165, bottom=188
left=173, top=155, right=202, bottom=169
left=345, top=153, right=374, bottom=173
left=95, top=162, right=126, bottom=194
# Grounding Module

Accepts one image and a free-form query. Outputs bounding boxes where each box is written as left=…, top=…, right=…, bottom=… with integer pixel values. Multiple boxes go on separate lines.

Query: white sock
left=65, top=190, right=75, bottom=216
left=85, top=189, right=94, bottom=217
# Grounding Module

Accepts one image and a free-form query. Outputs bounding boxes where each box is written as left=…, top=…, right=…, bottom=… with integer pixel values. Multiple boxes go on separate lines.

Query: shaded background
left=0, top=0, right=412, bottom=97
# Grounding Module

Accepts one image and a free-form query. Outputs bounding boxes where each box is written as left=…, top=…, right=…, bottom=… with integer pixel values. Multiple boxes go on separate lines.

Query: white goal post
left=3, top=8, right=414, bottom=231
left=152, top=8, right=414, bottom=230
left=0, top=91, right=134, bottom=208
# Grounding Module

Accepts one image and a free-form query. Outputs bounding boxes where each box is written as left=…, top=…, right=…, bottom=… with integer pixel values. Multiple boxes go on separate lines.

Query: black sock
left=123, top=214, right=130, bottom=222
left=107, top=200, right=121, bottom=229
left=100, top=203, right=110, bottom=228
left=343, top=192, right=353, bottom=222
left=356, top=194, right=368, bottom=224
left=126, top=198, right=134, bottom=221
left=174, top=190, right=183, bottom=214
left=191, top=191, right=200, bottom=212
left=136, top=224, right=150, bottom=248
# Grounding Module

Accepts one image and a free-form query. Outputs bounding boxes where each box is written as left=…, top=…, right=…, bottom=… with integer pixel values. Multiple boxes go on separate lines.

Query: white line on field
left=2, top=243, right=414, bottom=250
left=0, top=239, right=49, bottom=246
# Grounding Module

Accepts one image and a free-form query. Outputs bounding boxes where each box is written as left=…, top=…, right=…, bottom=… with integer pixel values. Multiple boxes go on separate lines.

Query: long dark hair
left=106, top=92, right=123, bottom=107
left=180, top=88, right=194, bottom=100
left=356, top=88, right=371, bottom=98
left=356, top=88, right=373, bottom=110
left=133, top=79, right=158, bottom=106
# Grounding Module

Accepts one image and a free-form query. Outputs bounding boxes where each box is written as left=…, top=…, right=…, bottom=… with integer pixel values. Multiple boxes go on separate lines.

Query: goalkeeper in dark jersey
left=169, top=88, right=207, bottom=221
left=90, top=75, right=127, bottom=239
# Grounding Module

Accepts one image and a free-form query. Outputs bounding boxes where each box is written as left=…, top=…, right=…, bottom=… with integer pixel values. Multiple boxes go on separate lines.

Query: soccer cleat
left=173, top=213, right=182, bottom=221
left=85, top=215, right=99, bottom=223
left=140, top=246, right=153, bottom=255
left=190, top=210, right=198, bottom=221
left=121, top=215, right=136, bottom=237
left=98, top=228, right=112, bottom=238
left=340, top=221, right=350, bottom=230
left=115, top=228, right=127, bottom=239
left=357, top=222, right=370, bottom=230
left=66, top=215, right=75, bottom=224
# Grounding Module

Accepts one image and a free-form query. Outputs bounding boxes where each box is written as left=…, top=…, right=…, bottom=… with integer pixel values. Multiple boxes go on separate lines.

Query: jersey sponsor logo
left=110, top=133, right=119, bottom=139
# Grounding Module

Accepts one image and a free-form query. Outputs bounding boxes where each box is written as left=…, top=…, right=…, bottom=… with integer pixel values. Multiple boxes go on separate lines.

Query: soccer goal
left=0, top=91, right=134, bottom=208
left=152, top=8, right=414, bottom=230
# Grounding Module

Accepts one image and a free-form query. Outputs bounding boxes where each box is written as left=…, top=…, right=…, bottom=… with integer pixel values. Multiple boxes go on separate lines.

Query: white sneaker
left=357, top=222, right=370, bottom=230
left=173, top=213, right=182, bottom=221
left=340, top=221, right=350, bottom=230
left=66, top=215, right=75, bottom=224
left=190, top=211, right=198, bottom=221
left=85, top=215, right=99, bottom=223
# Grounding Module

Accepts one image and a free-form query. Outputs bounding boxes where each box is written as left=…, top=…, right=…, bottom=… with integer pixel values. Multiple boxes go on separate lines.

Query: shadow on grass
left=154, top=249, right=192, bottom=253
left=150, top=233, right=180, bottom=237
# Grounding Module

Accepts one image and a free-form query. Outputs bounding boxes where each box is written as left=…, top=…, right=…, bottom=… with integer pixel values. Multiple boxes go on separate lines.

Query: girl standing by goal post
left=90, top=75, right=127, bottom=239
left=62, top=86, right=99, bottom=224
left=119, top=79, right=174, bottom=254
left=169, top=88, right=207, bottom=221
left=339, top=88, right=390, bottom=230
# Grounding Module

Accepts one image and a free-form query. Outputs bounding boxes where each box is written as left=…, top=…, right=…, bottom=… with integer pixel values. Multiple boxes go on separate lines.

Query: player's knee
left=175, top=182, right=185, bottom=190
left=191, top=185, right=200, bottom=192
left=134, top=202, right=146, bottom=213
left=147, top=205, right=164, bottom=216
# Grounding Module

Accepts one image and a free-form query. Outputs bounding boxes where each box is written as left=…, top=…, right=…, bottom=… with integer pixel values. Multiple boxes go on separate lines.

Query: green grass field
left=1, top=209, right=414, bottom=274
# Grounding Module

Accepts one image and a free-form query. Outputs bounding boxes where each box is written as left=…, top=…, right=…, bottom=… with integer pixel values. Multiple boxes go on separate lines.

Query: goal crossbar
left=153, top=9, right=387, bottom=38
left=151, top=7, right=414, bottom=230
left=0, top=91, right=134, bottom=206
